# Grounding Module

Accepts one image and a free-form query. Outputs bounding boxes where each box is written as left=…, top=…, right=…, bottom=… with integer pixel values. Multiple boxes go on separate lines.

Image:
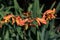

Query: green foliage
left=0, top=0, right=60, bottom=40
left=32, top=0, right=40, bottom=18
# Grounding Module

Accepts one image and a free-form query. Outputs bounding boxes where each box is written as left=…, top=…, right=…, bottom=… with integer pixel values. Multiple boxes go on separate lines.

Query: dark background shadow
left=0, top=0, right=60, bottom=26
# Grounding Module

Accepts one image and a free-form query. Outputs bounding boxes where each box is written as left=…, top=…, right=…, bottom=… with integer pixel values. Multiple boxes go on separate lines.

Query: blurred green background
left=0, top=0, right=60, bottom=26
left=0, top=0, right=60, bottom=40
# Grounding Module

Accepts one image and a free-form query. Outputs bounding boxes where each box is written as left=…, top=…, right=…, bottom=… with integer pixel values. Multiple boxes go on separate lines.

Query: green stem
left=23, top=30, right=27, bottom=40
left=37, top=30, right=40, bottom=40
left=41, top=26, right=46, bottom=40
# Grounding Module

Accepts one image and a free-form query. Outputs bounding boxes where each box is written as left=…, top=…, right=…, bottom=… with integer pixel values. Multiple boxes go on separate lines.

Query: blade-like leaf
left=0, top=4, right=4, bottom=11
left=32, top=0, right=40, bottom=18
left=4, top=30, right=9, bottom=40
left=16, top=27, right=23, bottom=39
left=28, top=4, right=32, bottom=12
left=14, top=0, right=23, bottom=16
left=38, top=4, right=45, bottom=18
left=56, top=2, right=60, bottom=13
left=50, top=1, right=56, bottom=9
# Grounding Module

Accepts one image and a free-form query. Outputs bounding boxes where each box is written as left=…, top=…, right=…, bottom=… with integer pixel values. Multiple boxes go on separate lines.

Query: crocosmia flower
left=43, top=8, right=56, bottom=20
left=36, top=17, right=47, bottom=26
left=15, top=16, right=28, bottom=26
left=3, top=14, right=14, bottom=23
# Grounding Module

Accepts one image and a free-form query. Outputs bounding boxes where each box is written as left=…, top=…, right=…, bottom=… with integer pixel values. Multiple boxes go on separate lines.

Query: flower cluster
left=0, top=8, right=56, bottom=29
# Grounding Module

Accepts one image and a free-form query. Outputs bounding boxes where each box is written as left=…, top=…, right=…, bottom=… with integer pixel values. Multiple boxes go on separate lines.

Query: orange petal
left=19, top=19, right=28, bottom=26
left=15, top=16, right=21, bottom=25
left=25, top=24, right=28, bottom=30
left=52, top=8, right=56, bottom=14
left=43, top=8, right=56, bottom=15
left=16, top=16, right=28, bottom=26
left=3, top=14, right=14, bottom=23
left=23, top=12, right=31, bottom=16
left=36, top=18, right=41, bottom=26
left=43, top=8, right=56, bottom=20
left=16, top=19, right=20, bottom=25
left=37, top=18, right=47, bottom=24
left=3, top=14, right=14, bottom=19
left=12, top=17, right=15, bottom=24
left=0, top=24, right=2, bottom=28
left=27, top=18, right=33, bottom=23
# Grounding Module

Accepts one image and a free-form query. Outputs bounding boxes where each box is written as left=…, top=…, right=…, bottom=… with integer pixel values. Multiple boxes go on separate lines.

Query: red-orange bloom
left=0, top=20, right=5, bottom=28
left=23, top=12, right=31, bottom=17
left=43, top=8, right=56, bottom=20
left=0, top=19, right=5, bottom=24
left=27, top=18, right=33, bottom=23
left=15, top=16, right=28, bottom=26
left=12, top=17, right=15, bottom=24
left=0, top=22, right=2, bottom=28
left=36, top=17, right=47, bottom=26
left=3, top=14, right=14, bottom=23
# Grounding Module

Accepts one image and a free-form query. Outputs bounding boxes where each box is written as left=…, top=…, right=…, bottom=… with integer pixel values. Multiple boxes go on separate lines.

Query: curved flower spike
left=23, top=12, right=31, bottom=17
left=0, top=22, right=2, bottom=28
left=16, top=16, right=28, bottom=26
left=27, top=18, right=33, bottom=23
left=43, top=8, right=56, bottom=15
left=43, top=8, right=56, bottom=20
left=36, top=17, right=47, bottom=26
left=12, top=17, right=15, bottom=24
left=3, top=14, right=14, bottom=23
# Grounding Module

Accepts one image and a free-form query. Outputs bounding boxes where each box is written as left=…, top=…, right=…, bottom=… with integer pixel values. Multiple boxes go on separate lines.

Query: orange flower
left=36, top=17, right=47, bottom=26
left=15, top=16, right=28, bottom=26
left=27, top=18, right=33, bottom=23
left=24, top=24, right=28, bottom=30
left=0, top=22, right=3, bottom=28
left=43, top=8, right=56, bottom=20
left=3, top=14, right=14, bottom=23
left=28, top=23, right=36, bottom=27
left=12, top=17, right=15, bottom=24
left=46, top=13, right=55, bottom=20
left=43, top=8, right=55, bottom=15
left=27, top=18, right=35, bottom=27
left=0, top=19, right=5, bottom=24
left=0, top=20, right=5, bottom=28
left=23, top=12, right=31, bottom=17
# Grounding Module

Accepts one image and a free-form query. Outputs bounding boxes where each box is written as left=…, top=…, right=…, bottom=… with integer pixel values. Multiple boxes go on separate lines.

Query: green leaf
left=0, top=4, right=4, bottom=11
left=41, top=25, right=46, bottom=40
left=28, top=30, right=33, bottom=40
left=49, top=19, right=55, bottom=30
left=10, top=38, right=13, bottom=40
left=50, top=1, right=56, bottom=9
left=49, top=30, right=56, bottom=39
left=31, top=27, right=36, bottom=35
left=38, top=4, right=45, bottom=18
left=4, top=30, right=9, bottom=40
left=28, top=4, right=32, bottom=12
left=32, top=0, right=40, bottom=18
left=45, top=31, right=49, bottom=40
left=14, top=0, right=23, bottom=16
left=37, top=30, right=41, bottom=40
left=16, top=34, right=19, bottom=40
left=56, top=2, right=60, bottom=13
left=5, top=6, right=13, bottom=12
left=16, top=27, right=23, bottom=39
